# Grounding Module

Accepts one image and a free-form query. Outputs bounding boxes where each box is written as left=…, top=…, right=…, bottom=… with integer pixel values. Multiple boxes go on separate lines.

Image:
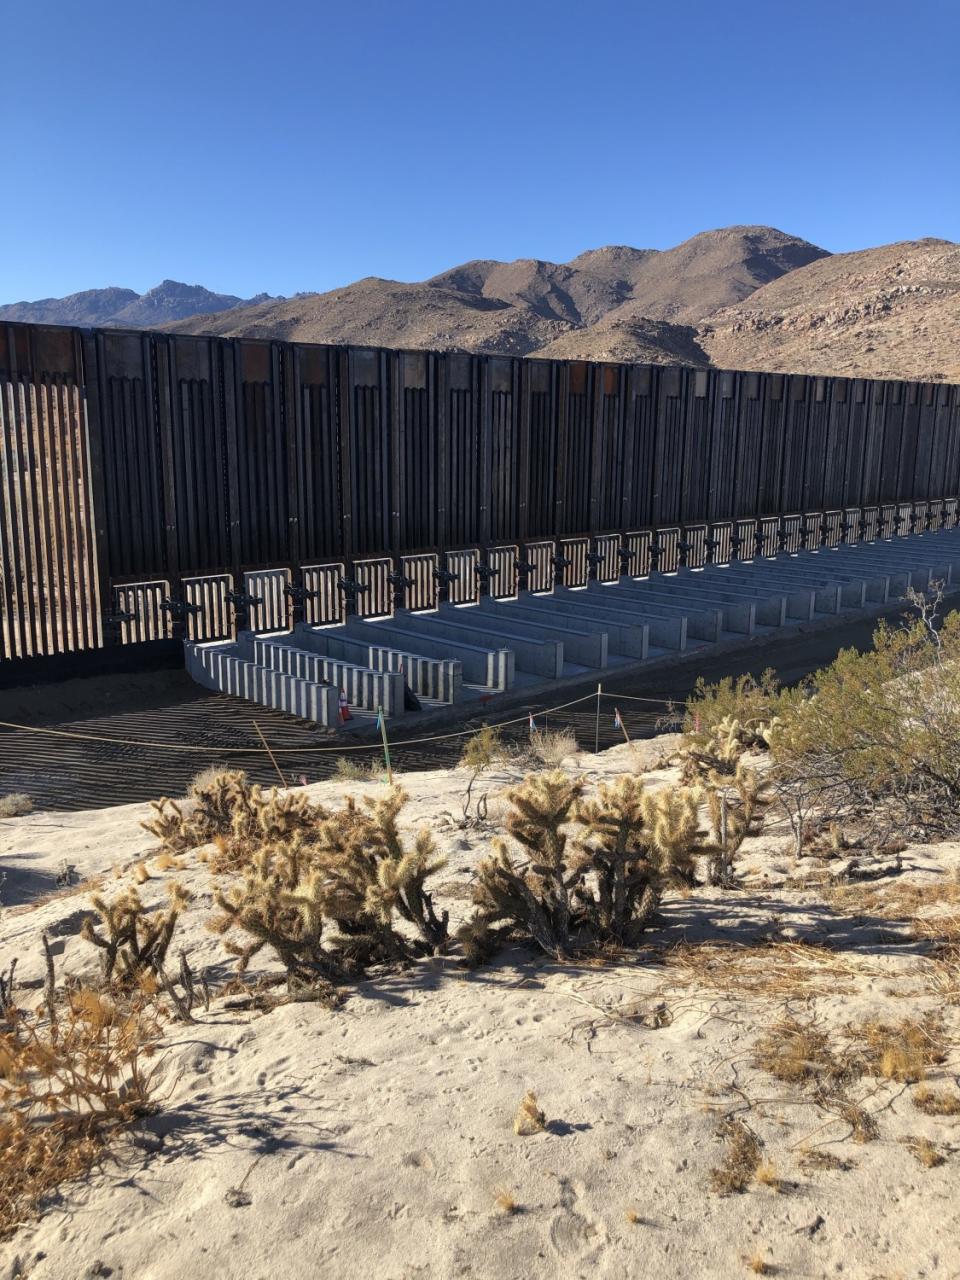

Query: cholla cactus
left=461, top=771, right=702, bottom=961
left=81, top=883, right=189, bottom=981
left=467, top=770, right=583, bottom=959
left=313, top=789, right=449, bottom=964
left=210, top=845, right=341, bottom=997
left=142, top=770, right=325, bottom=866
left=573, top=776, right=661, bottom=944
left=703, top=761, right=766, bottom=886
left=641, top=785, right=701, bottom=884
left=677, top=714, right=755, bottom=782
left=228, top=783, right=325, bottom=847
left=210, top=788, right=449, bottom=987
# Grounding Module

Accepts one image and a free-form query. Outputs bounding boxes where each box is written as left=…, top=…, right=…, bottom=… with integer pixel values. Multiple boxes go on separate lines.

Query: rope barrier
left=0, top=691, right=603, bottom=756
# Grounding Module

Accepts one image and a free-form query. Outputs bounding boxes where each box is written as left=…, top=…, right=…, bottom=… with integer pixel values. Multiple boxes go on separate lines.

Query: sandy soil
left=2, top=739, right=959, bottom=1280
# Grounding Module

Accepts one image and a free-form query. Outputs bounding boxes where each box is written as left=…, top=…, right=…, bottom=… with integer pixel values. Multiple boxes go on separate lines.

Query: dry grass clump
left=332, top=755, right=385, bottom=782
left=900, top=1135, right=945, bottom=1168
left=851, top=1014, right=946, bottom=1083
left=513, top=1090, right=546, bottom=1136
left=709, top=1116, right=763, bottom=1195
left=153, top=851, right=185, bottom=873
left=0, top=987, right=162, bottom=1239
left=913, top=1083, right=960, bottom=1115
left=753, top=1161, right=782, bottom=1192
left=744, top=1251, right=773, bottom=1276
left=526, top=727, right=577, bottom=767
left=752, top=1017, right=842, bottom=1085
left=493, top=1187, right=519, bottom=1215
left=0, top=793, right=32, bottom=818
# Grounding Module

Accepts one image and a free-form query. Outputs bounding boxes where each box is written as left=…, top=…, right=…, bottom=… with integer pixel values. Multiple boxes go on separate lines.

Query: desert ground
left=1, top=737, right=959, bottom=1280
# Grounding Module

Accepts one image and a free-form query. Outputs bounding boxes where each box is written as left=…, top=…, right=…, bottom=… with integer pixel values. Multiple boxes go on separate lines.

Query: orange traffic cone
left=339, top=690, right=352, bottom=723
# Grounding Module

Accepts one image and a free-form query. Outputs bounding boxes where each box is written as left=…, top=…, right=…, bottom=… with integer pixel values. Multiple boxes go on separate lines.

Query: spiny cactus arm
left=384, top=834, right=449, bottom=949
left=623, top=881, right=660, bottom=943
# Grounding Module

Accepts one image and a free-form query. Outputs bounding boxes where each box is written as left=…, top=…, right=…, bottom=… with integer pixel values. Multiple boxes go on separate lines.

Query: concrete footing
left=183, top=527, right=960, bottom=726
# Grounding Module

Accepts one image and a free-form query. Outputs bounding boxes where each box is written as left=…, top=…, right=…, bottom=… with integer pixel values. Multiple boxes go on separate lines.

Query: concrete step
left=477, top=594, right=650, bottom=660
left=387, top=608, right=563, bottom=678
left=343, top=616, right=514, bottom=690
left=290, top=623, right=462, bottom=704
left=556, top=584, right=723, bottom=641
left=185, top=640, right=341, bottom=725
left=437, top=601, right=608, bottom=668
left=249, top=634, right=407, bottom=717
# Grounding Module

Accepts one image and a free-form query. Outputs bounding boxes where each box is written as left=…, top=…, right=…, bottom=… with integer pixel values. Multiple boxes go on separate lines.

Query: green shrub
left=768, top=606, right=960, bottom=847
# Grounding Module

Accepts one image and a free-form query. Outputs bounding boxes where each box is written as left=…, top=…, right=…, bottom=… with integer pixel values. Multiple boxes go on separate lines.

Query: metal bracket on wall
left=387, top=569, right=416, bottom=608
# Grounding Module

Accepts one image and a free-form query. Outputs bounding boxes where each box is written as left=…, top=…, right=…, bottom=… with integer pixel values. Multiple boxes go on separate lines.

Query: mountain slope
left=0, top=287, right=140, bottom=327
left=699, top=238, right=960, bottom=382
left=9, top=229, right=960, bottom=382
left=164, top=225, right=826, bottom=368
left=0, top=281, right=276, bottom=328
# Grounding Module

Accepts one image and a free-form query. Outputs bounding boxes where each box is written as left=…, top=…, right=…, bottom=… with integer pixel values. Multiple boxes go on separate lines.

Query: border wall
left=2, top=319, right=960, bottom=672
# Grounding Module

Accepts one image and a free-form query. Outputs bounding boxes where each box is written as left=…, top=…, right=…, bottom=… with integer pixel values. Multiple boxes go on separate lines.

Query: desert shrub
left=458, top=725, right=508, bottom=823
left=458, top=770, right=700, bottom=961
left=209, top=787, right=448, bottom=997
left=0, top=986, right=162, bottom=1239
left=684, top=672, right=784, bottom=745
left=81, top=883, right=189, bottom=983
left=768, top=605, right=960, bottom=846
left=0, top=793, right=32, bottom=819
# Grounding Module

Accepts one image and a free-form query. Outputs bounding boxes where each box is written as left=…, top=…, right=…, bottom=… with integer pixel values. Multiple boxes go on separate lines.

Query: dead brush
left=709, top=1115, right=764, bottom=1195
left=513, top=1090, right=546, bottom=1135
left=901, top=1135, right=945, bottom=1168
left=850, top=1013, right=946, bottom=1083
left=913, top=1083, right=960, bottom=1115
left=660, top=941, right=862, bottom=999
left=0, top=984, right=163, bottom=1239
left=752, top=1017, right=845, bottom=1086
left=796, top=1148, right=855, bottom=1172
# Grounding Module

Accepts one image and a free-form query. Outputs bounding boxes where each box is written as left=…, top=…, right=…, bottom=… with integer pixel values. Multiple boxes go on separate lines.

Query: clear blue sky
left=2, top=0, right=958, bottom=301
